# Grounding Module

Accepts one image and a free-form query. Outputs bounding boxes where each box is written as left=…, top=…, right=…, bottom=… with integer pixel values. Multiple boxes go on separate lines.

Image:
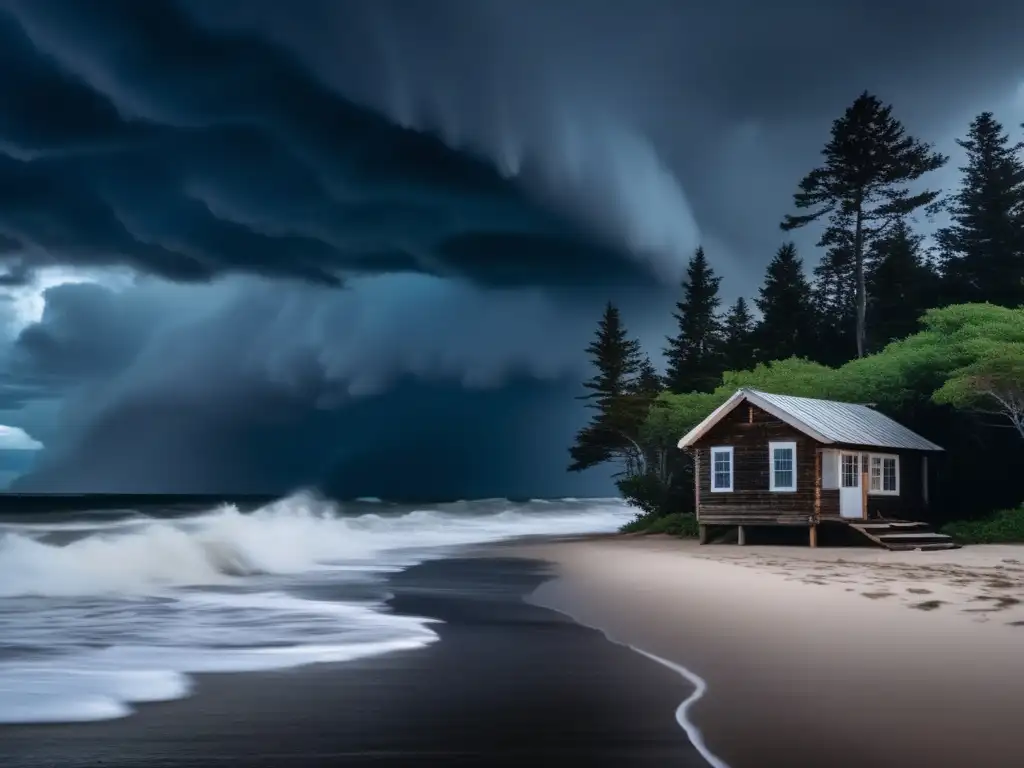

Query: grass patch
left=620, top=511, right=700, bottom=538
left=941, top=504, right=1024, bottom=544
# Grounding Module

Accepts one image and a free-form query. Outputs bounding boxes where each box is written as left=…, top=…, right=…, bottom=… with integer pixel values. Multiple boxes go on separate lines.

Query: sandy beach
left=504, top=535, right=1024, bottom=768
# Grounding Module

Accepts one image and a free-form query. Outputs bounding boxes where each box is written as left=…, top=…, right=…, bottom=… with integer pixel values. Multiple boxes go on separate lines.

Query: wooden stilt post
left=809, top=524, right=818, bottom=548
left=861, top=463, right=869, bottom=520
left=698, top=524, right=708, bottom=545
left=737, top=525, right=746, bottom=546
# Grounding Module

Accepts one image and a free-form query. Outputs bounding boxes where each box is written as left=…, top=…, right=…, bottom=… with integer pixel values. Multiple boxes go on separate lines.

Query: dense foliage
left=941, top=505, right=1024, bottom=544
left=569, top=92, right=1024, bottom=536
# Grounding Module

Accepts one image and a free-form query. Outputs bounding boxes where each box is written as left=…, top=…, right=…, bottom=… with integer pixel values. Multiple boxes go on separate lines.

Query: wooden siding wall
left=693, top=404, right=817, bottom=522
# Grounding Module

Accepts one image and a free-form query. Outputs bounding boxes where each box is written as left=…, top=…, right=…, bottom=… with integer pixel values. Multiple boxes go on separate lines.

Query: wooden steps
left=845, top=520, right=960, bottom=551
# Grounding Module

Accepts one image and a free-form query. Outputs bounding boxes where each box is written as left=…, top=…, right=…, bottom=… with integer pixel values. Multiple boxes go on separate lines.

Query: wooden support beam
left=922, top=455, right=929, bottom=508
left=698, top=524, right=708, bottom=545
left=814, top=451, right=822, bottom=520
left=809, top=524, right=818, bottom=548
left=737, top=525, right=746, bottom=546
left=694, top=451, right=701, bottom=514
left=861, top=459, right=869, bottom=520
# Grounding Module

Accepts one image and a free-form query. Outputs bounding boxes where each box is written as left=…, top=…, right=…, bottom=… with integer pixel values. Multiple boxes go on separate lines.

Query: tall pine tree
left=754, top=242, right=816, bottom=362
left=569, top=303, right=644, bottom=473
left=866, top=221, right=938, bottom=350
left=663, top=247, right=723, bottom=394
left=810, top=245, right=857, bottom=365
left=936, top=112, right=1024, bottom=307
left=721, top=297, right=756, bottom=372
left=781, top=92, right=947, bottom=357
left=631, top=355, right=663, bottom=403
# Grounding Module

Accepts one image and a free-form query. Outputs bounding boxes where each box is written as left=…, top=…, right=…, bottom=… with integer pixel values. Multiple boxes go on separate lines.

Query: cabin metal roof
left=677, top=388, right=944, bottom=452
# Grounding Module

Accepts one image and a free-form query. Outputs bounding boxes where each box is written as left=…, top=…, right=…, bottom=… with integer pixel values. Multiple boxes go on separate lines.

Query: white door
left=839, top=452, right=863, bottom=519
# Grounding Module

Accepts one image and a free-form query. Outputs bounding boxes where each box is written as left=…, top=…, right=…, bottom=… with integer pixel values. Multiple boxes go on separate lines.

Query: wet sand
left=0, top=557, right=706, bottom=768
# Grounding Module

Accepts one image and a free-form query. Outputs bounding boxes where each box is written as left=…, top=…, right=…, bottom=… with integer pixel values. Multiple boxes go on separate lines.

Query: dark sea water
left=0, top=491, right=630, bottom=725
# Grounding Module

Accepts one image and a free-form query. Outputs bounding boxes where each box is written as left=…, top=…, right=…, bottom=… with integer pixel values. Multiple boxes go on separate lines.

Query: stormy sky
left=0, top=0, right=1022, bottom=497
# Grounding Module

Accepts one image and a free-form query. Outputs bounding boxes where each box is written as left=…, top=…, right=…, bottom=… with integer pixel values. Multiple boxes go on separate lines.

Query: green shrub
left=620, top=513, right=655, bottom=533
left=616, top=472, right=692, bottom=519
left=941, top=504, right=1024, bottom=544
left=620, top=511, right=700, bottom=538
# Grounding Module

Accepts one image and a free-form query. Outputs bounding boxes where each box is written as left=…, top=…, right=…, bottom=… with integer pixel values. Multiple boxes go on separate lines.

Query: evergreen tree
left=721, top=297, right=756, bottom=371
left=781, top=92, right=947, bottom=357
left=754, top=242, right=816, bottom=362
left=936, top=112, right=1024, bottom=307
left=663, top=247, right=724, bottom=393
left=632, top=355, right=663, bottom=402
left=866, top=221, right=938, bottom=350
left=810, top=245, right=857, bottom=365
left=569, top=303, right=644, bottom=473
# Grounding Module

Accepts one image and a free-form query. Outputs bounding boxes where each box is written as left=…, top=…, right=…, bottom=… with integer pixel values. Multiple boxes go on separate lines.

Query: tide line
left=527, top=595, right=730, bottom=768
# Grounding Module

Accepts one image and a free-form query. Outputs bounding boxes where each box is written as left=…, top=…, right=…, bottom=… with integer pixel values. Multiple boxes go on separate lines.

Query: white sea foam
left=0, top=493, right=630, bottom=725
left=530, top=597, right=730, bottom=768
left=0, top=493, right=627, bottom=598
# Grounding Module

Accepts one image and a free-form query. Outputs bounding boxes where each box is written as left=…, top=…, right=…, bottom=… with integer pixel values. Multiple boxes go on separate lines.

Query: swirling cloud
left=1, top=0, right=1023, bottom=494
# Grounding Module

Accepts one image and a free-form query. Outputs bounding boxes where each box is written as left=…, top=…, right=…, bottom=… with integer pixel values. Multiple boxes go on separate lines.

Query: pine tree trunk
left=854, top=205, right=867, bottom=358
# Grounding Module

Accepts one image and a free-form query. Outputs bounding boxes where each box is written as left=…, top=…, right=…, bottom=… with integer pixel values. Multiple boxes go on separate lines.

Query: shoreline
left=0, top=554, right=706, bottom=767
left=533, top=596, right=729, bottom=768
left=501, top=535, right=1024, bottom=768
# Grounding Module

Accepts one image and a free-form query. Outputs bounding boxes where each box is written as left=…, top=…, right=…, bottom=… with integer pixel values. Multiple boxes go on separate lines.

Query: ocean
left=0, top=492, right=631, bottom=726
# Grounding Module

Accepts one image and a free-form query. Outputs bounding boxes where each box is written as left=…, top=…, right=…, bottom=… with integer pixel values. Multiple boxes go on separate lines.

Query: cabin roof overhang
left=677, top=388, right=945, bottom=452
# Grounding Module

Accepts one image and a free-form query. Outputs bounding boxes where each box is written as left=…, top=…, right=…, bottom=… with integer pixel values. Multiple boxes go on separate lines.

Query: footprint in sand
left=966, top=595, right=1022, bottom=612
left=907, top=587, right=932, bottom=595
left=985, top=579, right=1017, bottom=590
left=911, top=600, right=945, bottom=611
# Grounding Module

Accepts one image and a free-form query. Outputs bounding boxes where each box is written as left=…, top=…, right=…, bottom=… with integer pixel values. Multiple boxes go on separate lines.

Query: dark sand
left=0, top=557, right=705, bottom=768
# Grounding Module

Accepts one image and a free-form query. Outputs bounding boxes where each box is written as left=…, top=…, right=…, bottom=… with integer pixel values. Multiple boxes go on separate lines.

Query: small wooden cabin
left=677, top=388, right=955, bottom=550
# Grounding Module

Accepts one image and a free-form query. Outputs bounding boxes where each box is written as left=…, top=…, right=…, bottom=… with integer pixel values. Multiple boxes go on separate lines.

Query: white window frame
left=710, top=446, right=734, bottom=492
left=868, top=453, right=900, bottom=495
left=769, top=441, right=797, bottom=492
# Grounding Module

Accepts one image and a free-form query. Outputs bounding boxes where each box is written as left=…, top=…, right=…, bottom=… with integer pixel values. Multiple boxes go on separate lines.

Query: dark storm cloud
left=11, top=282, right=167, bottom=379
left=7, top=276, right=622, bottom=496
left=16, top=375, right=606, bottom=499
left=0, top=0, right=664, bottom=290
left=3, top=0, right=1024, bottom=495
left=0, top=0, right=1020, bottom=293
left=5, top=274, right=664, bottom=494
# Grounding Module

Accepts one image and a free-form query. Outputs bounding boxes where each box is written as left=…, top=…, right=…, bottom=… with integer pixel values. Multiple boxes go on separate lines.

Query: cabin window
left=868, top=454, right=899, bottom=495
left=710, top=446, right=733, bottom=492
left=769, top=441, right=797, bottom=492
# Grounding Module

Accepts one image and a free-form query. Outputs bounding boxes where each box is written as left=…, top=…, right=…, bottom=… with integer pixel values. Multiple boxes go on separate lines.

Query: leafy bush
left=620, top=511, right=700, bottom=537
left=941, top=504, right=1024, bottom=544
left=616, top=471, right=693, bottom=519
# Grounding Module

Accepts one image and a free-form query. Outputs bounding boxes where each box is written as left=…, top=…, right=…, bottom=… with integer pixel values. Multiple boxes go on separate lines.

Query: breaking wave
left=0, top=492, right=629, bottom=724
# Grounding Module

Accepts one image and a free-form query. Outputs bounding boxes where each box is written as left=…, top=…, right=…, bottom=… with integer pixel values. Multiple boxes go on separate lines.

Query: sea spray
left=0, top=493, right=630, bottom=724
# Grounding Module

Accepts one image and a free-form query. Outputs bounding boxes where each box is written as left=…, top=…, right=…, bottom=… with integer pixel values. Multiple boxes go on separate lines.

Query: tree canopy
left=572, top=95, right=1024, bottom=526
left=781, top=92, right=947, bottom=358
left=937, top=112, right=1024, bottom=307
